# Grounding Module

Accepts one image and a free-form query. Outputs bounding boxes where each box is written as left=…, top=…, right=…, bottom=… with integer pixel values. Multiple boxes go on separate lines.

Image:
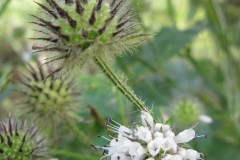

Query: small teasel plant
left=173, top=98, right=213, bottom=127
left=93, top=111, right=205, bottom=160
left=173, top=99, right=200, bottom=127
left=31, top=0, right=149, bottom=112
left=17, top=62, right=81, bottom=127
left=0, top=117, right=48, bottom=159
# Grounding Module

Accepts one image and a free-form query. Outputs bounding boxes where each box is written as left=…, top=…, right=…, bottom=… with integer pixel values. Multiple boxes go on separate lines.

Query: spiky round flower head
left=94, top=111, right=205, bottom=160
left=0, top=118, right=47, bottom=159
left=173, top=99, right=200, bottom=127
left=17, top=63, right=80, bottom=125
left=31, top=0, right=147, bottom=74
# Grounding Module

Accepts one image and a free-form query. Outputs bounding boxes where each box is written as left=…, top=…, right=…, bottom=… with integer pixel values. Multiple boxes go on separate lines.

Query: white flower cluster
left=94, top=111, right=204, bottom=160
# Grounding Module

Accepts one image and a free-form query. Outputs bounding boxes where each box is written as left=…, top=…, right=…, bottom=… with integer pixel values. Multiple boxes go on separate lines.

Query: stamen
left=108, top=118, right=122, bottom=126
left=196, top=134, right=207, bottom=139
left=98, top=135, right=111, bottom=142
left=100, top=154, right=108, bottom=160
left=107, top=128, right=118, bottom=133
left=106, top=125, right=119, bottom=132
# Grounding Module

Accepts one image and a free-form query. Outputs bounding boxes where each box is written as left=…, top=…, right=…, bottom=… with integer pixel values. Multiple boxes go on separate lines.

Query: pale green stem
left=94, top=56, right=148, bottom=112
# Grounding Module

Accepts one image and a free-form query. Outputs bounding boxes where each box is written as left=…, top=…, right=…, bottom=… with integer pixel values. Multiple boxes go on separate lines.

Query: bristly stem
left=94, top=56, right=148, bottom=112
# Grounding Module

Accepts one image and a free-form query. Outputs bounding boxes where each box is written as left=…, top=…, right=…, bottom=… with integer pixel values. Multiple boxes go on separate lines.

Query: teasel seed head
left=0, top=117, right=48, bottom=159
left=17, top=62, right=81, bottom=126
left=31, top=0, right=148, bottom=75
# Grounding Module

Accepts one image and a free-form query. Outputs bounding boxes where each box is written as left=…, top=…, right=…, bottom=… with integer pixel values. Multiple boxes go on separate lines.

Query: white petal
left=147, top=137, right=164, bottom=156
left=146, top=158, right=155, bottom=160
left=108, top=139, right=122, bottom=154
left=154, top=132, right=164, bottom=138
left=147, top=141, right=160, bottom=157
left=120, top=138, right=133, bottom=153
left=175, top=129, right=195, bottom=143
left=129, top=142, right=146, bottom=159
left=135, top=126, right=152, bottom=143
left=119, top=126, right=133, bottom=138
left=163, top=154, right=183, bottom=160
left=109, top=139, right=119, bottom=147
left=154, top=123, right=163, bottom=131
left=162, top=137, right=177, bottom=153
left=141, top=111, right=154, bottom=129
left=154, top=136, right=165, bottom=144
left=162, top=125, right=171, bottom=133
left=164, top=131, right=175, bottom=138
left=199, top=115, right=213, bottom=124
left=185, top=149, right=203, bottom=160
left=178, top=147, right=187, bottom=157
left=118, top=134, right=130, bottom=143
left=111, top=153, right=131, bottom=160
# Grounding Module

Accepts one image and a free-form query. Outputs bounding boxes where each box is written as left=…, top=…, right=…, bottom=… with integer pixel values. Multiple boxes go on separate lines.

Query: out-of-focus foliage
left=0, top=0, right=240, bottom=159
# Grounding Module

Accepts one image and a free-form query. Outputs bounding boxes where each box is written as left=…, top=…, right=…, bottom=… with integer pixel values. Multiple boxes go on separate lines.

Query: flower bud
left=174, top=128, right=195, bottom=144
left=173, top=99, right=200, bottom=127
left=141, top=111, right=154, bottom=129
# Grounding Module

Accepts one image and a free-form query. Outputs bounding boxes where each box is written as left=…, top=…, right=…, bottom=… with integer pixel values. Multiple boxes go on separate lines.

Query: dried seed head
left=32, top=0, right=147, bottom=74
left=0, top=118, right=48, bottom=159
left=17, top=62, right=80, bottom=126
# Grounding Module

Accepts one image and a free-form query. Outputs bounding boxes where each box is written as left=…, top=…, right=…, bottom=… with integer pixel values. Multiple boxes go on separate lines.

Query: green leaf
left=165, top=115, right=174, bottom=125
left=152, top=22, right=206, bottom=61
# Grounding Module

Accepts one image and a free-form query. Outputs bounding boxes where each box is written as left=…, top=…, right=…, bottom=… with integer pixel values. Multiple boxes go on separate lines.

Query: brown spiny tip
left=65, top=0, right=74, bottom=4
left=82, top=29, right=89, bottom=38
left=89, top=6, right=96, bottom=25
left=96, top=0, right=103, bottom=11
left=76, top=0, right=85, bottom=15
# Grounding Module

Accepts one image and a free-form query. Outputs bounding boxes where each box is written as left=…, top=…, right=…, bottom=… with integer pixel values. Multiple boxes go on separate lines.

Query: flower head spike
left=31, top=0, right=147, bottom=74
left=94, top=111, right=205, bottom=160
left=0, top=117, right=48, bottom=159
left=17, top=62, right=81, bottom=126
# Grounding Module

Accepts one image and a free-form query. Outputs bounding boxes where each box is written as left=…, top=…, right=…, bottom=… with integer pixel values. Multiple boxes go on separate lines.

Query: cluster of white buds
left=94, top=111, right=205, bottom=160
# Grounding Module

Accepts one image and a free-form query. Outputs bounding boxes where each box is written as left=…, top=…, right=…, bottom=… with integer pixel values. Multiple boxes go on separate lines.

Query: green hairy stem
left=94, top=56, right=148, bottom=112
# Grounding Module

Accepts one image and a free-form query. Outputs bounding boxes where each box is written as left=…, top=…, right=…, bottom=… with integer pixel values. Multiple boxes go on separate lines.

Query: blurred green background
left=0, top=0, right=240, bottom=159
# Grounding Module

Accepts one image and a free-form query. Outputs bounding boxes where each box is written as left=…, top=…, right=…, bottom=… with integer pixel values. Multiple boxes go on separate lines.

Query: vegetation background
left=0, top=0, right=240, bottom=159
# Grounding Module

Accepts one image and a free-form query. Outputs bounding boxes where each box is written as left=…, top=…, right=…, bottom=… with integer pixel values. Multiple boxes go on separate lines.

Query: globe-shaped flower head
left=18, top=63, right=80, bottom=125
left=32, top=0, right=146, bottom=74
left=0, top=118, right=47, bottom=159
